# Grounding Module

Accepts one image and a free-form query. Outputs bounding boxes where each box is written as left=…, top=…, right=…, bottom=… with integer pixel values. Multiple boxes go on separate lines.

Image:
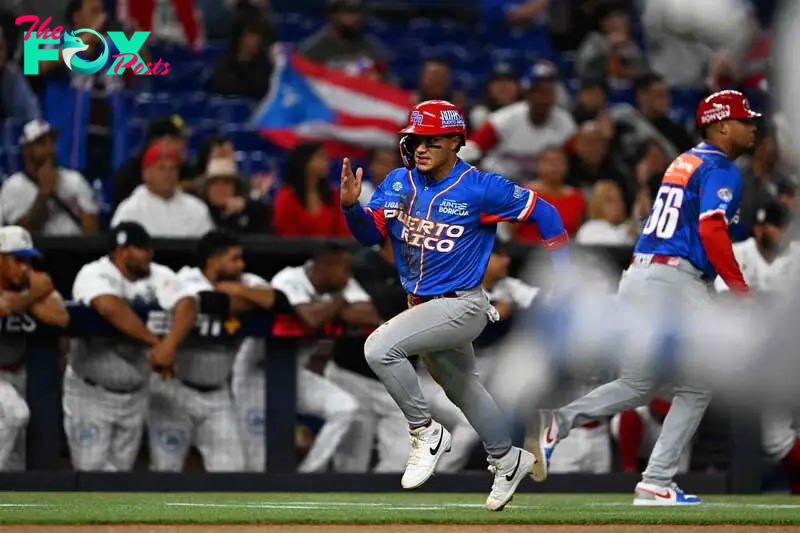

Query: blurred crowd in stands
left=0, top=0, right=791, bottom=247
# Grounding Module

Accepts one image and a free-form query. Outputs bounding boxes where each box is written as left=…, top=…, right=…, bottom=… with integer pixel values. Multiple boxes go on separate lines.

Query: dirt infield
left=6, top=525, right=800, bottom=532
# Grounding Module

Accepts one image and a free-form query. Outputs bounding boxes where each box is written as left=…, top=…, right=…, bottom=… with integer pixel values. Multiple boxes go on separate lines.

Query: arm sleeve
left=110, top=200, right=134, bottom=228
left=72, top=264, right=123, bottom=304
left=72, top=172, right=99, bottom=214
left=459, top=121, right=499, bottom=162
left=270, top=270, right=313, bottom=306
left=0, top=178, right=33, bottom=224
left=158, top=268, right=205, bottom=311
left=698, top=169, right=748, bottom=294
left=342, top=180, right=390, bottom=246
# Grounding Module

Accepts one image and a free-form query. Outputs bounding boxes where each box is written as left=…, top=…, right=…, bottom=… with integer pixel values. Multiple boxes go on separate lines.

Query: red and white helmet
left=696, top=90, right=761, bottom=128
left=398, top=100, right=466, bottom=169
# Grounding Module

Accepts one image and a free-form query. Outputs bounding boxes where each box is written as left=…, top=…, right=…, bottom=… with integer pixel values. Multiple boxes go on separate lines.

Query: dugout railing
left=0, top=237, right=759, bottom=494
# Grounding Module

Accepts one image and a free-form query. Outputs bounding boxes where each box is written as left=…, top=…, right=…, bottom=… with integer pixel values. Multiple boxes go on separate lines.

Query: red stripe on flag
left=291, top=54, right=411, bottom=108
left=260, top=130, right=368, bottom=159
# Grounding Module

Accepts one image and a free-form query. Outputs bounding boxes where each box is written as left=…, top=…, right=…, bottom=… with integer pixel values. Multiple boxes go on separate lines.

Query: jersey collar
left=692, top=142, right=728, bottom=158
left=415, top=158, right=470, bottom=184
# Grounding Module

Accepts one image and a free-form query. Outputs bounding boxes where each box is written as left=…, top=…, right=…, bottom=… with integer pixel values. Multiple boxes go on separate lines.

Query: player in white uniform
left=234, top=244, right=381, bottom=472
left=148, top=230, right=260, bottom=472
left=66, top=222, right=193, bottom=471
left=0, top=226, right=68, bottom=470
left=420, top=242, right=540, bottom=472
left=715, top=201, right=800, bottom=493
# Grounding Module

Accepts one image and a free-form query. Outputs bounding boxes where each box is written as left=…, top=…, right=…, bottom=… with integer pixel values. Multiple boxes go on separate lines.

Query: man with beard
left=66, top=222, right=196, bottom=471
left=0, top=226, right=68, bottom=471
left=298, top=0, right=386, bottom=78
left=0, top=120, right=98, bottom=235
left=149, top=230, right=273, bottom=472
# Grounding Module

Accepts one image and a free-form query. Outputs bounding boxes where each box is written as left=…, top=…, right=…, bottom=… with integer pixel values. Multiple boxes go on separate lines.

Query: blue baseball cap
left=0, top=226, right=41, bottom=258
left=521, top=60, right=559, bottom=90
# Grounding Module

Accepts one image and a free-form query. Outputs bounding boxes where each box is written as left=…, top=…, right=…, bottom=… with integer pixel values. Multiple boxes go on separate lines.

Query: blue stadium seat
left=210, top=97, right=257, bottom=124
left=177, top=92, right=211, bottom=126
left=223, top=125, right=268, bottom=152
left=235, top=150, right=252, bottom=175
left=2, top=118, right=22, bottom=150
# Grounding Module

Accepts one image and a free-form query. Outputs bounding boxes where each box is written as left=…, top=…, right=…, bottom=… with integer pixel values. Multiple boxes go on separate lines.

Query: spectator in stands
left=201, top=0, right=276, bottom=43
left=358, top=147, right=400, bottom=205
left=469, top=63, right=520, bottom=130
left=273, top=141, right=350, bottom=238
left=211, top=14, right=272, bottom=101
left=298, top=0, right=386, bottom=77
left=113, top=116, right=192, bottom=209
left=412, top=58, right=466, bottom=110
left=549, top=0, right=601, bottom=53
left=194, top=135, right=236, bottom=181
left=572, top=78, right=608, bottom=125
left=777, top=180, right=797, bottom=213
left=575, top=180, right=635, bottom=246
left=633, top=73, right=694, bottom=153
left=0, top=120, right=99, bottom=236
left=199, top=158, right=271, bottom=234
left=461, top=60, right=577, bottom=181
left=630, top=139, right=669, bottom=224
left=0, top=27, right=40, bottom=123
left=111, top=140, right=214, bottom=237
left=576, top=1, right=647, bottom=83
left=566, top=121, right=628, bottom=198
left=496, top=0, right=550, bottom=27
left=514, top=146, right=585, bottom=244
left=739, top=128, right=789, bottom=232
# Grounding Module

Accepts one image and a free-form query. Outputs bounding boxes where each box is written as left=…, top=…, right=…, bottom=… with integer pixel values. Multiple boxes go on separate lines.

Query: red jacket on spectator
left=272, top=186, right=350, bottom=237
left=515, top=186, right=585, bottom=243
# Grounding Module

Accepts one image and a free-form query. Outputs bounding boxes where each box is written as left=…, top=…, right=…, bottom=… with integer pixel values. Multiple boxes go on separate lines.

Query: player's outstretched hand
left=340, top=157, right=363, bottom=208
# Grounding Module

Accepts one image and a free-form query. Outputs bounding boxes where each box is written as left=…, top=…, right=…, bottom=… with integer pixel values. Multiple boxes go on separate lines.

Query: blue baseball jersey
left=363, top=159, right=544, bottom=296
left=635, top=143, right=743, bottom=278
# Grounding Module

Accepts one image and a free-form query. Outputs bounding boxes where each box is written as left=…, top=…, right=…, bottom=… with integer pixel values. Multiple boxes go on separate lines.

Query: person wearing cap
left=341, top=99, right=570, bottom=510
left=533, top=90, right=761, bottom=506
left=468, top=63, right=521, bottom=130
left=113, top=116, right=192, bottom=209
left=460, top=59, right=577, bottom=182
left=0, top=226, right=68, bottom=471
left=199, top=158, right=271, bottom=234
left=0, top=119, right=98, bottom=236
left=738, top=125, right=793, bottom=232
left=0, top=26, right=41, bottom=123
left=152, top=230, right=280, bottom=472
left=111, top=139, right=215, bottom=237
left=65, top=221, right=197, bottom=471
left=298, top=0, right=386, bottom=78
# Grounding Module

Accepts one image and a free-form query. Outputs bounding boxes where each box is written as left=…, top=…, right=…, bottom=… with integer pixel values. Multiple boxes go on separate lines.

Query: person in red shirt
left=273, top=142, right=350, bottom=237
left=514, top=146, right=586, bottom=244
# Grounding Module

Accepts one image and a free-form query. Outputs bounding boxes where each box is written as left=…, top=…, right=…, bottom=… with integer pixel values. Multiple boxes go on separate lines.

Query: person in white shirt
left=714, top=200, right=800, bottom=494
left=459, top=60, right=577, bottom=181
left=0, top=120, right=98, bottom=236
left=112, top=139, right=214, bottom=237
left=421, top=242, right=541, bottom=472
left=233, top=244, right=382, bottom=472
left=66, top=222, right=195, bottom=471
left=576, top=180, right=637, bottom=246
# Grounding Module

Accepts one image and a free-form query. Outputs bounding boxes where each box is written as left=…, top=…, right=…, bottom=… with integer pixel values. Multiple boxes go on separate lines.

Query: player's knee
left=6, top=401, right=30, bottom=430
left=364, top=332, right=402, bottom=369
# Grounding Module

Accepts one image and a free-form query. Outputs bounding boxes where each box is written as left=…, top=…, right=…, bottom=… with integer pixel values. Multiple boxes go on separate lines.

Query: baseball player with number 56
left=341, top=100, right=570, bottom=511
left=531, top=90, right=760, bottom=506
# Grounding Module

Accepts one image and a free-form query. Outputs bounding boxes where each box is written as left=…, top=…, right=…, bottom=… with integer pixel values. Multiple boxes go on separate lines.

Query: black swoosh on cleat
left=429, top=431, right=443, bottom=455
left=505, top=451, right=521, bottom=481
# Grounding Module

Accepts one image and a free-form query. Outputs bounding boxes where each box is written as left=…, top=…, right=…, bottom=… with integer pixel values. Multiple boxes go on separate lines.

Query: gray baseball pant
left=553, top=261, right=713, bottom=486
left=364, top=287, right=512, bottom=457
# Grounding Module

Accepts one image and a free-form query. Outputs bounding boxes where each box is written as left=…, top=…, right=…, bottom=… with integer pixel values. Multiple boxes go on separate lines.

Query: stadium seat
left=210, top=97, right=257, bottom=124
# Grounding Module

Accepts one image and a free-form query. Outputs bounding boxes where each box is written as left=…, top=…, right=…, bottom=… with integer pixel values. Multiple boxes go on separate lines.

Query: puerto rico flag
left=251, top=51, right=411, bottom=156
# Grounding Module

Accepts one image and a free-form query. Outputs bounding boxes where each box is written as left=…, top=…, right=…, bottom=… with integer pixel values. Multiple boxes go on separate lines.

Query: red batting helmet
left=398, top=100, right=466, bottom=169
left=696, top=90, right=761, bottom=128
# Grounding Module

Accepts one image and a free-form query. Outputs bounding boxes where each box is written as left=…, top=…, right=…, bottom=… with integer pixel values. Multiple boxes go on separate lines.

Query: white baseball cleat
left=485, top=447, right=535, bottom=511
left=633, top=482, right=702, bottom=506
left=401, top=420, right=452, bottom=489
left=526, top=410, right=557, bottom=482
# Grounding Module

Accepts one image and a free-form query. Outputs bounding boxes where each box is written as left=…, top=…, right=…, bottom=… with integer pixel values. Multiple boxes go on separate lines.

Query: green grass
left=0, top=492, right=800, bottom=526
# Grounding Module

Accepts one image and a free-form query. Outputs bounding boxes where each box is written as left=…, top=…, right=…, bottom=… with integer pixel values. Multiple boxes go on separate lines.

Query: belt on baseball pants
left=178, top=379, right=224, bottom=393
left=631, top=254, right=713, bottom=282
left=82, top=376, right=143, bottom=395
left=407, top=292, right=459, bottom=308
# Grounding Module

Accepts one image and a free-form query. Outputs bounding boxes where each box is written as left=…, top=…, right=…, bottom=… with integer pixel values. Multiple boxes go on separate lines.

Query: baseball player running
left=531, top=90, right=760, bottom=506
left=0, top=226, right=68, bottom=470
left=341, top=99, right=570, bottom=511
left=148, top=230, right=259, bottom=472
left=66, top=222, right=191, bottom=471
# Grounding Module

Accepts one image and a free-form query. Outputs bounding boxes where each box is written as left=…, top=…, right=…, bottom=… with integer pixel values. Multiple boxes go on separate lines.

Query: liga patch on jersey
left=717, top=188, right=733, bottom=202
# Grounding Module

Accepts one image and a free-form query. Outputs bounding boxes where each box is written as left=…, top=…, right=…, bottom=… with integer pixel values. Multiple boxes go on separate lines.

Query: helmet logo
left=440, top=109, right=464, bottom=129
left=410, top=111, right=424, bottom=126
left=700, top=103, right=731, bottom=125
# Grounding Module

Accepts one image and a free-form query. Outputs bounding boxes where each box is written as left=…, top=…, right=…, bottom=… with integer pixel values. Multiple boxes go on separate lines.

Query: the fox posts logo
left=16, top=16, right=170, bottom=76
